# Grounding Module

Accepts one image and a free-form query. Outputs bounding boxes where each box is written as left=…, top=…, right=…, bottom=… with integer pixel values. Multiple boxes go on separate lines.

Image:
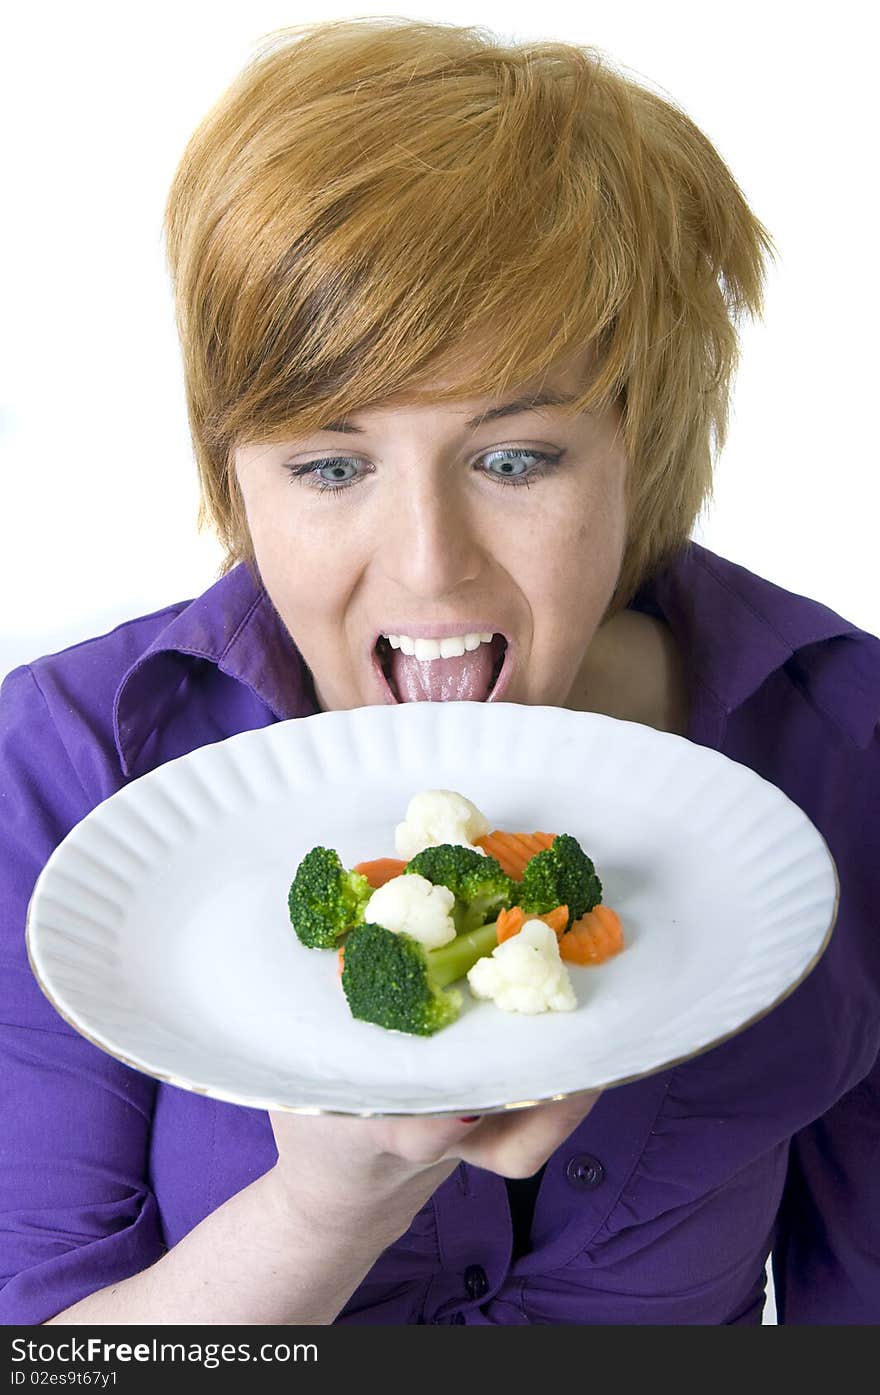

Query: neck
left=566, top=609, right=690, bottom=737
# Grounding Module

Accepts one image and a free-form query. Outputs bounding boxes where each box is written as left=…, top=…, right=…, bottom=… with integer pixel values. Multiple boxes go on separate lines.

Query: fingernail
left=459, top=1115, right=481, bottom=1123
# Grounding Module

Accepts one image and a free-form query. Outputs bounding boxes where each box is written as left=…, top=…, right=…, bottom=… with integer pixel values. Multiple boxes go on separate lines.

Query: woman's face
left=233, top=349, right=628, bottom=712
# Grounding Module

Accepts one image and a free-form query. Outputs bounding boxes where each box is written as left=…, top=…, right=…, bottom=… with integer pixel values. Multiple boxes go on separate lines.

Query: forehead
left=329, top=343, right=601, bottom=424
left=318, top=386, right=582, bottom=435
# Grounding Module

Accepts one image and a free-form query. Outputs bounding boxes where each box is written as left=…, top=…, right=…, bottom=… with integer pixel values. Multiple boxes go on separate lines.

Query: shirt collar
left=113, top=562, right=317, bottom=777
left=635, top=541, right=878, bottom=748
left=114, top=543, right=877, bottom=777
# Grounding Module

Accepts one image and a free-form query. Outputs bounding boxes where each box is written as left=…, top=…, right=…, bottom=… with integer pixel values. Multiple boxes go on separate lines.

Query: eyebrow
left=317, top=389, right=579, bottom=434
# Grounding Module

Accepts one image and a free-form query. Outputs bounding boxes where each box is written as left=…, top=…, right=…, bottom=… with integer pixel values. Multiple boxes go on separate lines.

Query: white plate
left=26, top=701, right=838, bottom=1116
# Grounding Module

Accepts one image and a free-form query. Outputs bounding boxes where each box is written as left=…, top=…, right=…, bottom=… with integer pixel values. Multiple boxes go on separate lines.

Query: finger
left=449, top=1089, right=602, bottom=1177
left=364, top=1111, right=488, bottom=1168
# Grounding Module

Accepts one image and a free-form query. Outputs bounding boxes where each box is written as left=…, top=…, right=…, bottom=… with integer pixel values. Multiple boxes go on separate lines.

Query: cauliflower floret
left=394, top=789, right=490, bottom=861
left=466, top=920, right=577, bottom=1014
left=364, top=873, right=457, bottom=950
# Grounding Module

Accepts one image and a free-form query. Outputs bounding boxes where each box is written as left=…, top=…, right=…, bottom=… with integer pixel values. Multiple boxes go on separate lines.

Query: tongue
left=388, top=644, right=497, bottom=701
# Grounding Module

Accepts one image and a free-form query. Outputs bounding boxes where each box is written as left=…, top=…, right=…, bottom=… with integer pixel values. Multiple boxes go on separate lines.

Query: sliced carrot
left=496, top=903, right=569, bottom=944
left=540, top=905, right=569, bottom=937
left=353, top=857, right=408, bottom=889
left=496, top=905, right=525, bottom=942
left=558, top=905, right=624, bottom=966
left=474, top=830, right=556, bottom=880
left=337, top=944, right=345, bottom=978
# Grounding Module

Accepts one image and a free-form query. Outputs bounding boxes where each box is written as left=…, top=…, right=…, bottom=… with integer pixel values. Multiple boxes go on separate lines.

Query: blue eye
left=311, top=458, right=360, bottom=486
left=482, top=449, right=549, bottom=483
left=285, top=457, right=368, bottom=494
left=284, top=447, right=562, bottom=497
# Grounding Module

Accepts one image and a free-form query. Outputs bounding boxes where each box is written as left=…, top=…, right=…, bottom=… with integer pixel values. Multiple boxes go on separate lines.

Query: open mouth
left=374, top=632, right=510, bottom=703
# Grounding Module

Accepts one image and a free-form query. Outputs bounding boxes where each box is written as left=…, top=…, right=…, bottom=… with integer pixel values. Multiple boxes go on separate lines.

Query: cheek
left=540, top=478, right=626, bottom=596
left=572, top=507, right=624, bottom=561
left=241, top=488, right=346, bottom=624
left=582, top=472, right=627, bottom=584
left=514, top=496, right=625, bottom=662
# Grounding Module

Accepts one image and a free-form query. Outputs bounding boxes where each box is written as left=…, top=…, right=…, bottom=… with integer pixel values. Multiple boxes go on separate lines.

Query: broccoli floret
left=288, top=846, right=372, bottom=949
left=518, top=834, right=602, bottom=930
left=341, top=918, right=500, bottom=1035
left=404, top=843, right=514, bottom=935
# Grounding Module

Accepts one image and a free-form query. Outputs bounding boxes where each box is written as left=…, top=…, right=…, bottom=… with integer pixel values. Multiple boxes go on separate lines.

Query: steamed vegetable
left=497, top=901, right=624, bottom=965
left=394, top=789, right=490, bottom=860
left=496, top=903, right=569, bottom=942
left=341, top=918, right=501, bottom=1035
left=560, top=904, right=625, bottom=965
left=404, top=842, right=514, bottom=935
left=287, top=846, right=372, bottom=949
left=474, top=830, right=556, bottom=880
left=363, top=872, right=457, bottom=949
left=288, top=788, right=623, bottom=1037
left=518, top=834, right=602, bottom=930
left=466, top=920, right=577, bottom=1014
left=353, top=857, right=408, bottom=889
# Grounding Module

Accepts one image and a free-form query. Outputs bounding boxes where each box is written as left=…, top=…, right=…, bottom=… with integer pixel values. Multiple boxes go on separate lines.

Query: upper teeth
left=384, top=631, right=495, bottom=660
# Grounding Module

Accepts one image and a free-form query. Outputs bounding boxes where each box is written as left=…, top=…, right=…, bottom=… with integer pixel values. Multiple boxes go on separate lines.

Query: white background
left=1, top=1, right=878, bottom=689
left=6, top=1, right=873, bottom=1321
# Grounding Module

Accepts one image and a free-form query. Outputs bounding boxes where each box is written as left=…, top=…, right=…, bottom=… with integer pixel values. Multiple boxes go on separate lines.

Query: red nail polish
left=459, top=1115, right=481, bottom=1123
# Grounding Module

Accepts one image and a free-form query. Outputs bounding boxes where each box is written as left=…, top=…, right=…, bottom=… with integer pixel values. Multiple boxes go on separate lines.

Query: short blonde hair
left=164, top=15, right=777, bottom=612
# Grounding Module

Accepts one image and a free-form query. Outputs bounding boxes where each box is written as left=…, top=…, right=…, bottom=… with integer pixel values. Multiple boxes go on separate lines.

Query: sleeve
left=772, top=721, right=880, bottom=1324
left=0, top=664, right=166, bottom=1324
left=772, top=1051, right=880, bottom=1324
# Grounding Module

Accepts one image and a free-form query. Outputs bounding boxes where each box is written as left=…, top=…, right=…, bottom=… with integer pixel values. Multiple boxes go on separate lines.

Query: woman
left=1, top=17, right=877, bottom=1326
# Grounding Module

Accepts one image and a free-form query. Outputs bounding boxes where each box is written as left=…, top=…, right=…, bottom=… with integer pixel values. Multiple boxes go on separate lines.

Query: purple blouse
left=1, top=542, right=878, bottom=1326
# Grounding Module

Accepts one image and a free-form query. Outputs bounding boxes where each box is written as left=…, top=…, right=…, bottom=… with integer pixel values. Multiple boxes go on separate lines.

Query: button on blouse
left=565, top=1155, right=606, bottom=1190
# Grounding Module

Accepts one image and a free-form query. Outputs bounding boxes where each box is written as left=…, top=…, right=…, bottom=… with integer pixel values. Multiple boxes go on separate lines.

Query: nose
left=378, top=473, right=486, bottom=600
